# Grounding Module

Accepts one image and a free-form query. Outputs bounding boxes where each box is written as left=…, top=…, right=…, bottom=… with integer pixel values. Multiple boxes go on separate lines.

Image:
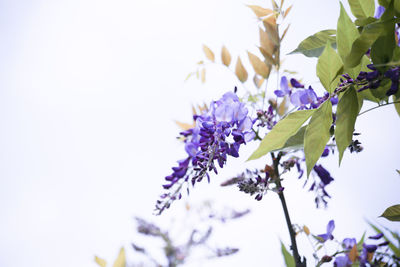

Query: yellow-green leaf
left=248, top=109, right=315, bottom=160
left=202, top=44, right=215, bottom=62
left=317, top=41, right=343, bottom=93
left=336, top=87, right=359, bottom=164
left=247, top=5, right=274, bottom=17
left=348, top=0, right=375, bottom=18
left=95, top=256, right=107, bottom=267
left=289, top=30, right=337, bottom=58
left=281, top=241, right=295, bottom=267
left=235, top=57, right=248, bottom=82
left=247, top=51, right=271, bottom=78
left=221, top=46, right=231, bottom=67
left=112, top=247, right=126, bottom=267
left=380, top=204, right=400, bottom=222
left=304, top=101, right=333, bottom=176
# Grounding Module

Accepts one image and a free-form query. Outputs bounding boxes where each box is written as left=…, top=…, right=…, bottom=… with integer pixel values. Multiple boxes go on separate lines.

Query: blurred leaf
left=175, top=120, right=194, bottom=131
left=202, top=44, right=215, bottom=62
left=349, top=245, right=359, bottom=262
left=235, top=57, right=248, bottom=82
left=221, top=46, right=232, bottom=66
left=397, top=169, right=400, bottom=175
left=95, top=256, right=107, bottom=267
left=317, top=41, right=343, bottom=93
left=381, top=205, right=400, bottom=222
left=278, top=96, right=288, bottom=116
left=394, top=95, right=400, bottom=117
left=283, top=5, right=293, bottom=18
left=259, top=47, right=275, bottom=65
left=248, top=109, right=315, bottom=160
left=247, top=5, right=274, bottom=17
left=304, top=101, right=333, bottom=176
left=259, top=28, right=275, bottom=58
left=336, top=87, right=359, bottom=165
left=357, top=232, right=366, bottom=249
left=289, top=29, right=337, bottom=57
left=200, top=68, right=206, bottom=83
left=247, top=51, right=271, bottom=78
left=263, top=16, right=279, bottom=45
left=345, top=22, right=385, bottom=68
left=280, top=241, right=295, bottom=267
left=348, top=0, right=375, bottom=18
left=253, top=75, right=265, bottom=89
left=281, top=24, right=290, bottom=41
left=113, top=248, right=126, bottom=267
left=303, top=225, right=310, bottom=235
left=185, top=72, right=196, bottom=81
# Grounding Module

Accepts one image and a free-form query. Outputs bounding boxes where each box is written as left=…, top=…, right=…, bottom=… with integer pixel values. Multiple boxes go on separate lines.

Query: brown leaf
left=271, top=0, right=278, bottom=10
left=200, top=68, right=206, bottom=83
left=283, top=5, right=293, bottom=18
left=348, top=245, right=359, bottom=262
left=202, top=44, right=215, bottom=62
left=221, top=46, right=231, bottom=66
left=281, top=24, right=291, bottom=41
left=247, top=5, right=274, bottom=17
left=247, top=51, right=271, bottom=78
left=175, top=120, right=195, bottom=130
left=259, top=28, right=276, bottom=56
left=253, top=75, right=265, bottom=89
left=263, top=16, right=279, bottom=45
left=259, top=47, right=275, bottom=65
left=303, top=225, right=310, bottom=235
left=280, top=0, right=285, bottom=9
left=235, top=56, right=248, bottom=82
left=278, top=96, right=288, bottom=116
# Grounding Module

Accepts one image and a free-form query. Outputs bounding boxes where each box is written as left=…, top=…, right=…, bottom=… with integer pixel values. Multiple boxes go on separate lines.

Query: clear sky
left=0, top=0, right=399, bottom=266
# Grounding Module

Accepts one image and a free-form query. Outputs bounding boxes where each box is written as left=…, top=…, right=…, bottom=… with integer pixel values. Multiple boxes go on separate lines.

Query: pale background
left=0, top=0, right=399, bottom=266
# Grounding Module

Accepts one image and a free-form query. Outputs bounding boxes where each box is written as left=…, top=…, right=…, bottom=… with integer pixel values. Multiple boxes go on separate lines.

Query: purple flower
left=368, top=233, right=384, bottom=240
left=290, top=78, right=305, bottom=88
left=334, top=255, right=352, bottom=267
left=318, top=220, right=335, bottom=242
left=342, top=238, right=357, bottom=249
left=274, top=76, right=291, bottom=97
left=290, top=87, right=318, bottom=107
left=313, top=164, right=334, bottom=186
left=374, top=6, right=385, bottom=19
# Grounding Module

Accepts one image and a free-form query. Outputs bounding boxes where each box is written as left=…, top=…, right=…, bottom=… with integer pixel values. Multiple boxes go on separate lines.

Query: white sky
left=0, top=0, right=399, bottom=266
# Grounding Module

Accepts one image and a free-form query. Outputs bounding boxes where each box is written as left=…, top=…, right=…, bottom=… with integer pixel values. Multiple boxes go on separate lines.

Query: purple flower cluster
left=156, top=91, right=255, bottom=214
left=315, top=220, right=390, bottom=267
left=274, top=76, right=338, bottom=109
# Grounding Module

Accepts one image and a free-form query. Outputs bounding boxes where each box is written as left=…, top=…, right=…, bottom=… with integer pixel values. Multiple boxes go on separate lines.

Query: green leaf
left=289, top=30, right=337, bottom=58
left=304, top=101, right=333, bottom=176
left=317, top=41, right=343, bottom=93
left=357, top=232, right=366, bottom=250
left=281, top=241, right=295, bottom=267
left=355, top=17, right=378, bottom=26
left=348, top=0, right=375, bottom=18
left=248, top=109, right=315, bottom=160
left=371, top=3, right=396, bottom=68
left=274, top=125, right=307, bottom=152
left=337, top=3, right=360, bottom=79
left=344, top=22, right=385, bottom=68
left=394, top=95, right=400, bottom=117
left=335, top=87, right=359, bottom=164
left=381, top=204, right=400, bottom=222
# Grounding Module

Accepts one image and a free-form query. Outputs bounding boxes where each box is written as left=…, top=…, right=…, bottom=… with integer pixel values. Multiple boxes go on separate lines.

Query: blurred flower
left=318, top=220, right=335, bottom=242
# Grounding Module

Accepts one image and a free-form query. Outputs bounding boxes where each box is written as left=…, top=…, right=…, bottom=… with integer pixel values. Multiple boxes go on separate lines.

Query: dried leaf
left=259, top=47, right=275, bottom=65
left=303, top=225, right=310, bottom=235
left=259, top=28, right=276, bottom=57
left=281, top=24, right=290, bottom=41
left=283, top=5, right=293, bottom=17
left=202, top=44, right=215, bottom=62
left=278, top=96, right=288, bottom=116
left=247, top=5, right=274, bottom=17
left=247, top=51, right=271, bottom=78
left=263, top=16, right=279, bottom=45
left=221, top=46, right=231, bottom=66
left=253, top=75, right=265, bottom=89
left=175, top=120, right=195, bottom=130
left=201, top=68, right=206, bottom=83
left=349, top=245, right=359, bottom=262
left=271, top=0, right=278, bottom=10
left=280, top=0, right=285, bottom=9
left=235, top=57, right=248, bottom=82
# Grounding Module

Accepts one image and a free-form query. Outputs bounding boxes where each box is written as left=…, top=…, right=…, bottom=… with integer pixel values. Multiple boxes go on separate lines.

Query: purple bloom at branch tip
left=342, top=238, right=356, bottom=249
left=274, top=76, right=291, bottom=97
left=318, top=220, right=335, bottom=242
left=290, top=78, right=305, bottom=88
